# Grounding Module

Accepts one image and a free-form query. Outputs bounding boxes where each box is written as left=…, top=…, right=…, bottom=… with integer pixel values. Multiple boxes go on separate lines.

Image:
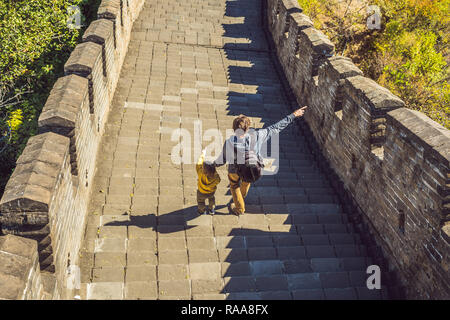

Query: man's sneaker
left=227, top=202, right=242, bottom=216
left=209, top=208, right=215, bottom=215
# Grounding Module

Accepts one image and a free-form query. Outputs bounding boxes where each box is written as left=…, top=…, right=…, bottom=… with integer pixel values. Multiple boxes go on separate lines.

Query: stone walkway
left=79, top=0, right=387, bottom=300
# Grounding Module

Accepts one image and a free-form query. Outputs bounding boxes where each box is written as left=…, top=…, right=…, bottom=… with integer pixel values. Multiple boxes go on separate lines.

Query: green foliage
left=0, top=0, right=100, bottom=195
left=297, top=0, right=449, bottom=129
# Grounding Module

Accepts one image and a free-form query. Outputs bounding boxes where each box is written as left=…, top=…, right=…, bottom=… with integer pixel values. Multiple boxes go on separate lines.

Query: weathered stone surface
left=39, top=75, right=89, bottom=132
left=82, top=19, right=114, bottom=45
left=0, top=132, right=69, bottom=215
left=344, top=75, right=405, bottom=111
left=97, top=0, right=121, bottom=20
left=0, top=235, right=43, bottom=300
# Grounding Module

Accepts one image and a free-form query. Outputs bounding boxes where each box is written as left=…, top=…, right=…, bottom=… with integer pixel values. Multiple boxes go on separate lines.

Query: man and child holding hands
left=196, top=107, right=307, bottom=216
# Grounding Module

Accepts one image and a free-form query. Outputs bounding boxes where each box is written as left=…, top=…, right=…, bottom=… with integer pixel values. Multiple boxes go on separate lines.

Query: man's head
left=233, top=115, right=251, bottom=136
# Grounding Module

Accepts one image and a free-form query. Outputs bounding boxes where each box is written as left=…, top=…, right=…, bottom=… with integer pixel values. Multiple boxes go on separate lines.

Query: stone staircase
left=78, top=0, right=388, bottom=300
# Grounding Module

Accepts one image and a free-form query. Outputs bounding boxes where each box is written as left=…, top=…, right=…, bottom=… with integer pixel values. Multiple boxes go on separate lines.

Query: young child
left=196, top=149, right=221, bottom=215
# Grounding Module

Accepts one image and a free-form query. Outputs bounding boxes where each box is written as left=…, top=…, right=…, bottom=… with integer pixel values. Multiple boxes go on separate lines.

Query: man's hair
left=233, top=115, right=251, bottom=133
left=203, top=161, right=216, bottom=178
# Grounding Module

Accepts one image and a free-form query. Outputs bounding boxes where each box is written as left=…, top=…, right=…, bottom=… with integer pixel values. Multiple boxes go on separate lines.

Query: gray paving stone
left=277, top=247, right=307, bottom=260
left=248, top=247, right=277, bottom=260
left=311, top=258, right=343, bottom=272
left=324, top=288, right=357, bottom=300
left=256, top=275, right=289, bottom=291
left=125, top=281, right=158, bottom=299
left=128, top=238, right=157, bottom=252
left=127, top=251, right=158, bottom=266
left=245, top=236, right=273, bottom=248
left=292, top=289, right=325, bottom=300
left=158, top=280, right=191, bottom=297
left=125, top=266, right=157, bottom=282
left=223, top=276, right=256, bottom=293
left=158, top=264, right=189, bottom=281
left=273, top=235, right=302, bottom=247
left=249, top=260, right=283, bottom=276
left=355, top=287, right=384, bottom=300
left=189, top=262, right=221, bottom=280
left=189, top=249, right=219, bottom=263
left=95, top=252, right=126, bottom=268
left=306, top=245, right=336, bottom=258
left=158, top=238, right=186, bottom=251
left=192, top=279, right=223, bottom=294
left=158, top=250, right=189, bottom=264
left=186, top=237, right=216, bottom=250
left=92, top=267, right=125, bottom=282
left=283, top=259, right=313, bottom=274
left=260, top=291, right=292, bottom=300
left=301, top=235, right=330, bottom=246
left=287, top=273, right=322, bottom=290
left=193, top=293, right=227, bottom=300
left=227, top=292, right=262, bottom=300
left=320, top=272, right=350, bottom=288
left=87, top=282, right=124, bottom=300
left=216, top=236, right=246, bottom=249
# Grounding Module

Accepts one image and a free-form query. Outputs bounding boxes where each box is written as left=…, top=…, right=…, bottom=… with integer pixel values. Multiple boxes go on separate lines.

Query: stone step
left=193, top=285, right=388, bottom=300
left=273, top=187, right=335, bottom=196
left=248, top=194, right=338, bottom=205
left=79, top=0, right=384, bottom=301
left=197, top=271, right=381, bottom=296
left=219, top=243, right=367, bottom=261
left=219, top=242, right=368, bottom=262
left=291, top=213, right=349, bottom=224
left=272, top=179, right=332, bottom=189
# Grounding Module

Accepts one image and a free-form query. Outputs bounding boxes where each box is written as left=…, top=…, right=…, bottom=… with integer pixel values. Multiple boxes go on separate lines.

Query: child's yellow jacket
left=196, top=153, right=221, bottom=194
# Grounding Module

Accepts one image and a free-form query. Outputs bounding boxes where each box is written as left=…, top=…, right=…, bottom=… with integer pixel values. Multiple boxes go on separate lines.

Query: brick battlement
left=0, top=0, right=146, bottom=299
left=266, top=0, right=449, bottom=299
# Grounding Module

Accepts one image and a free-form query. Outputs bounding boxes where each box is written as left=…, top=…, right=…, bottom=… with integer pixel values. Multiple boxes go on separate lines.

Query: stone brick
left=92, top=267, right=125, bottom=282
left=125, top=281, right=158, bottom=299
left=87, top=282, right=123, bottom=300
left=158, top=264, right=189, bottom=281
left=124, top=265, right=156, bottom=282
left=158, top=280, right=191, bottom=297
left=189, top=262, right=221, bottom=280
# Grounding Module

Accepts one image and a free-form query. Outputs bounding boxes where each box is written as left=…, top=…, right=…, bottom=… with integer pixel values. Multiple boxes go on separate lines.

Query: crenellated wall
left=266, top=0, right=449, bottom=299
left=0, top=0, right=145, bottom=299
left=0, top=235, right=44, bottom=299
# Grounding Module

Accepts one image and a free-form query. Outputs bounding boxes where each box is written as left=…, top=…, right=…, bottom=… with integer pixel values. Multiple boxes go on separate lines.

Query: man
left=213, top=106, right=308, bottom=215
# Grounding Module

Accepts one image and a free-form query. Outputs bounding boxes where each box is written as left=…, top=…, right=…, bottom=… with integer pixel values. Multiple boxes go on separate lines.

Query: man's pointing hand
left=293, top=106, right=308, bottom=118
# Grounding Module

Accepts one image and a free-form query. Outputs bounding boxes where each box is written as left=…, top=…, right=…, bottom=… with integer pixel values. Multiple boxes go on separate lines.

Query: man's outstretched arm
left=258, top=106, right=308, bottom=143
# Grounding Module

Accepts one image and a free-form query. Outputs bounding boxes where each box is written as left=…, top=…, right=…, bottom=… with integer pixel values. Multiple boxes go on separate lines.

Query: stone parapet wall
left=266, top=0, right=449, bottom=299
left=0, top=0, right=145, bottom=299
left=0, top=235, right=44, bottom=300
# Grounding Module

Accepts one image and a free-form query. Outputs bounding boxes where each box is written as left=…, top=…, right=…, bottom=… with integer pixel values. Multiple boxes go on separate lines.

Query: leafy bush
left=0, top=0, right=101, bottom=195
left=297, top=0, right=449, bottom=128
